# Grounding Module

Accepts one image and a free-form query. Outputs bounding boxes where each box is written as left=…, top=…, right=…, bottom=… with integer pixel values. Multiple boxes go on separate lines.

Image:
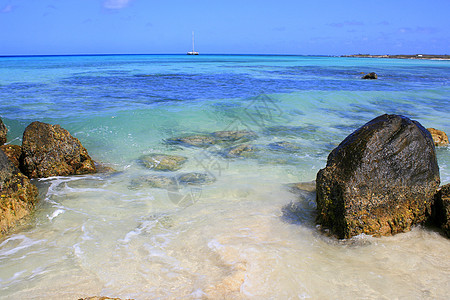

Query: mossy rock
left=140, top=153, right=187, bottom=171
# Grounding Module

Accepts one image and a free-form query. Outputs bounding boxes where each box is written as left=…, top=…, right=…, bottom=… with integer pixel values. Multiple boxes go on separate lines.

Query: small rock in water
left=224, top=144, right=256, bottom=158
left=268, top=141, right=302, bottom=152
left=167, top=130, right=258, bottom=148
left=177, top=172, right=216, bottom=185
left=427, top=128, right=449, bottom=146
left=288, top=181, right=316, bottom=193
left=129, top=174, right=176, bottom=189
left=361, top=72, right=378, bottom=79
left=140, top=153, right=187, bottom=171
left=94, top=162, right=117, bottom=174
left=166, top=134, right=216, bottom=148
left=212, top=130, right=258, bottom=143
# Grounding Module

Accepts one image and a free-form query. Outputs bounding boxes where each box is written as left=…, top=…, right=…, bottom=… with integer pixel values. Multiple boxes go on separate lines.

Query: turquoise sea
left=0, top=55, right=449, bottom=299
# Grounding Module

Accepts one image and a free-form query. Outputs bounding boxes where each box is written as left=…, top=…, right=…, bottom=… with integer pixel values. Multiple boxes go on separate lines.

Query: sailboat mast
left=192, top=31, right=195, bottom=52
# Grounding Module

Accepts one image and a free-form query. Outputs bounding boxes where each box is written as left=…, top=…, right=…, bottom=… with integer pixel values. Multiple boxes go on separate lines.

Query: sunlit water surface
left=0, top=55, right=449, bottom=299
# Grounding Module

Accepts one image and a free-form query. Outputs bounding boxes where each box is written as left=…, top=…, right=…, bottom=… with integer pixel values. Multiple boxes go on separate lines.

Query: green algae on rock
left=140, top=153, right=187, bottom=171
left=20, top=121, right=96, bottom=178
left=224, top=144, right=257, bottom=158
left=212, top=130, right=258, bottom=143
left=166, top=134, right=217, bottom=148
left=129, top=174, right=176, bottom=189
left=167, top=130, right=258, bottom=148
left=177, top=172, right=216, bottom=185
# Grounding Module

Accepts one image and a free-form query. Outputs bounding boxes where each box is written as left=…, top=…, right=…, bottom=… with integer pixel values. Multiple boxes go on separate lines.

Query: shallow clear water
left=0, top=55, right=449, bottom=299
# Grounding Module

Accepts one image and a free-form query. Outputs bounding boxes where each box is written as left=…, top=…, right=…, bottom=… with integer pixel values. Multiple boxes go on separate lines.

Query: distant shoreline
left=0, top=53, right=449, bottom=59
left=342, top=54, right=450, bottom=60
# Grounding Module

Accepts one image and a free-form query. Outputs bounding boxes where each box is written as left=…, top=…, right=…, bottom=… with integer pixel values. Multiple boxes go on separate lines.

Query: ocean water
left=0, top=54, right=449, bottom=299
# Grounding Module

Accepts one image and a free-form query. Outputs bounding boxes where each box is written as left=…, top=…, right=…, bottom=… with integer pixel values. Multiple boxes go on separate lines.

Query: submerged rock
left=20, top=121, right=96, bottom=178
left=94, top=162, right=117, bottom=174
left=0, top=144, right=22, bottom=169
left=288, top=181, right=316, bottom=193
left=167, top=130, right=258, bottom=148
left=316, top=114, right=440, bottom=238
left=224, top=144, right=256, bottom=158
left=361, top=72, right=378, bottom=79
left=166, top=134, right=216, bottom=148
left=177, top=172, right=216, bottom=185
left=130, top=174, right=176, bottom=189
left=427, top=128, right=449, bottom=146
left=0, top=149, right=38, bottom=236
left=432, top=184, right=450, bottom=237
left=268, top=141, right=302, bottom=152
left=140, top=153, right=187, bottom=171
left=0, top=118, right=6, bottom=145
left=212, top=130, right=258, bottom=143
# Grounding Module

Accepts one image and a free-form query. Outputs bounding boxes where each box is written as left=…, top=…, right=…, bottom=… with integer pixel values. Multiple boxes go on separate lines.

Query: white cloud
left=0, top=5, right=13, bottom=13
left=103, top=0, right=133, bottom=10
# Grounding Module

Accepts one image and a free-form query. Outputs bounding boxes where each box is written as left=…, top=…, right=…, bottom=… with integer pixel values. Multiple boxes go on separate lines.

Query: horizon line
left=1, top=53, right=448, bottom=59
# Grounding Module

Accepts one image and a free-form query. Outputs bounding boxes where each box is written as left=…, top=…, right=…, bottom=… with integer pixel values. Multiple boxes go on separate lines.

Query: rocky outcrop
left=0, top=118, right=7, bottom=145
left=427, top=128, right=449, bottom=146
left=316, top=114, right=440, bottom=238
left=20, top=121, right=96, bottom=178
left=0, top=144, right=22, bottom=169
left=0, top=149, right=38, bottom=236
left=140, top=154, right=187, bottom=171
left=362, top=72, right=378, bottom=79
left=432, top=184, right=450, bottom=237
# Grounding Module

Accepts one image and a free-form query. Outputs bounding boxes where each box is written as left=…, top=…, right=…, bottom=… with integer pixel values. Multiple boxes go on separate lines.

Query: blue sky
left=0, top=0, right=449, bottom=55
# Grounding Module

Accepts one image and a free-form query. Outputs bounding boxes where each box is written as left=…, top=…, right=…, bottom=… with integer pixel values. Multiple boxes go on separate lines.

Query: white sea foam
left=0, top=235, right=45, bottom=257
left=47, top=209, right=65, bottom=221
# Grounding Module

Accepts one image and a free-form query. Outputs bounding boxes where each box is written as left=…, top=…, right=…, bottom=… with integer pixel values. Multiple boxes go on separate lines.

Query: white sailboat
left=187, top=31, right=199, bottom=55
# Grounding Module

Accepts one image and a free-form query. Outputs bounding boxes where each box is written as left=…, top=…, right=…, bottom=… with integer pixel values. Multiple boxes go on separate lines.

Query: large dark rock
left=316, top=114, right=440, bottom=238
left=432, top=184, right=450, bottom=237
left=0, top=149, right=38, bottom=236
left=20, top=121, right=96, bottom=178
left=0, top=118, right=7, bottom=145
